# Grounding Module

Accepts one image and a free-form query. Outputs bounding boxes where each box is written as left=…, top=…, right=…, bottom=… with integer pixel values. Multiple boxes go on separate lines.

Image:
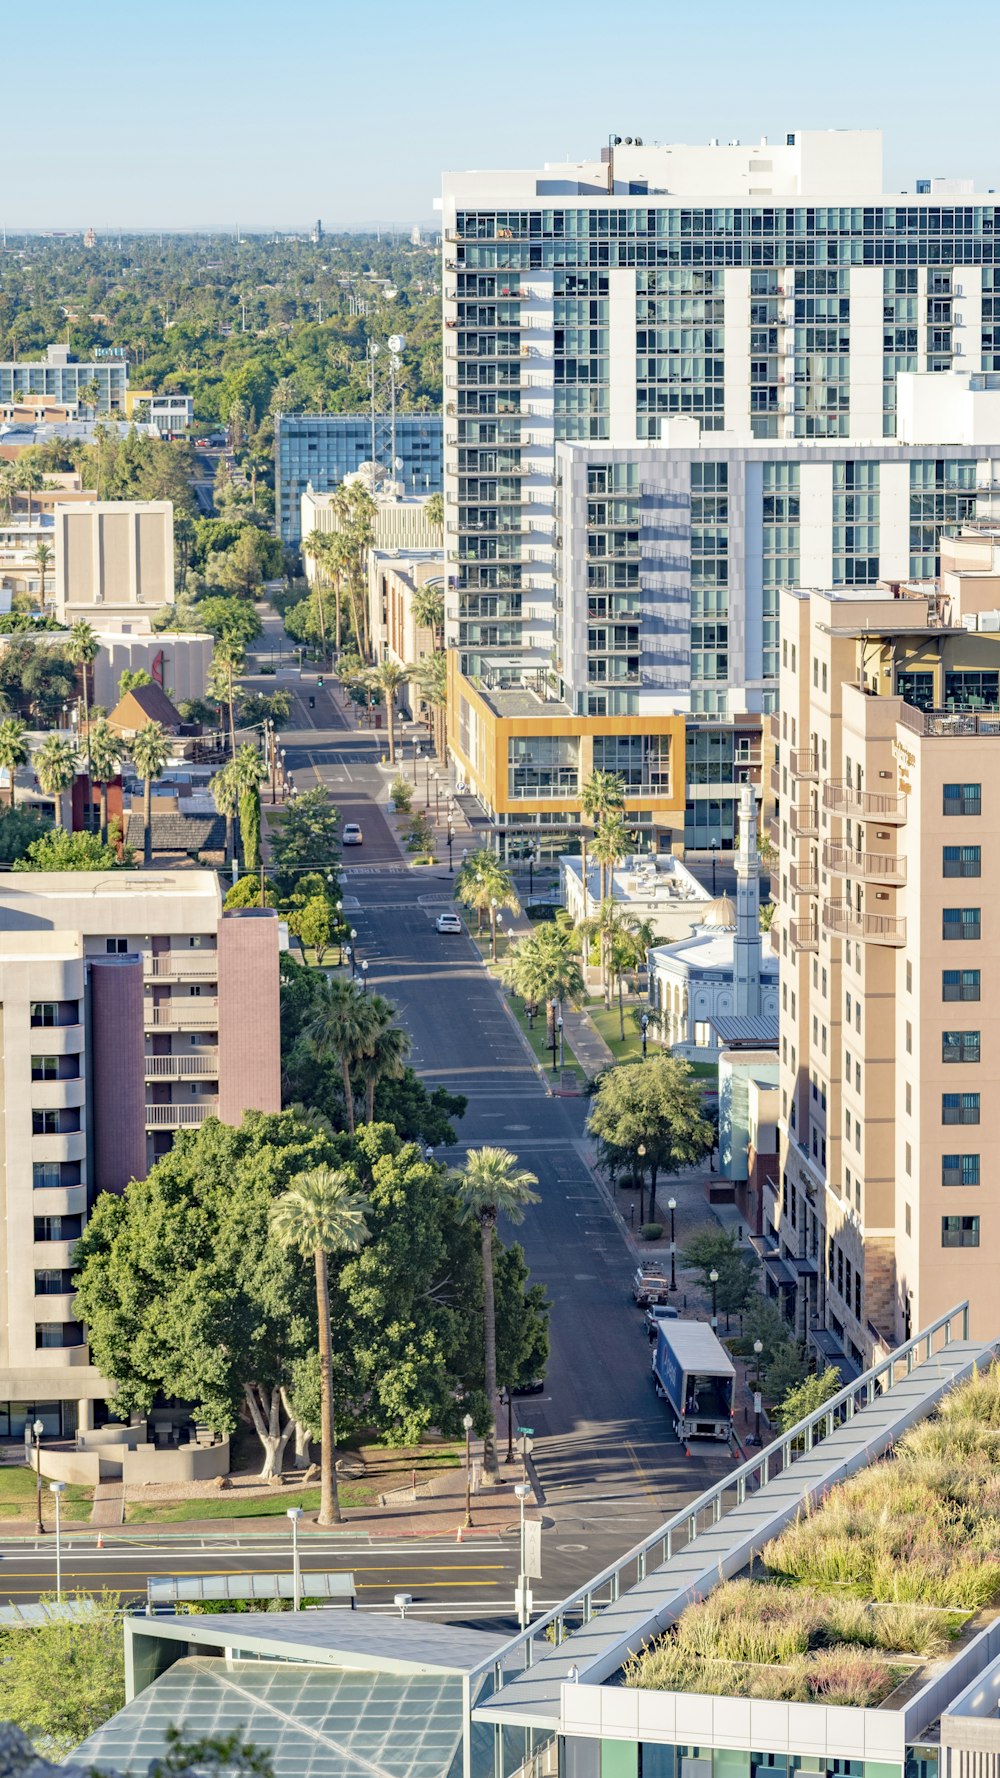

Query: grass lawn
left=0, top=1466, right=93, bottom=1522
left=588, top=1001, right=646, bottom=1062
left=508, top=997, right=586, bottom=1087
left=125, top=1442, right=461, bottom=1525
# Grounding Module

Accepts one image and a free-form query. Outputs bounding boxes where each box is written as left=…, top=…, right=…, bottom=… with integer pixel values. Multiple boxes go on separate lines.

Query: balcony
left=769, top=764, right=782, bottom=797
left=145, top=1103, right=214, bottom=1129
left=31, top=1183, right=86, bottom=1218
left=789, top=918, right=819, bottom=953
left=144, top=954, right=218, bottom=983
left=788, top=804, right=819, bottom=838
left=789, top=748, right=819, bottom=780
left=822, top=842, right=907, bottom=885
left=822, top=900, right=907, bottom=946
left=790, top=862, right=818, bottom=895
left=32, top=1292, right=77, bottom=1322
left=823, top=780, right=907, bottom=823
left=144, top=1053, right=219, bottom=1079
left=145, top=1001, right=219, bottom=1031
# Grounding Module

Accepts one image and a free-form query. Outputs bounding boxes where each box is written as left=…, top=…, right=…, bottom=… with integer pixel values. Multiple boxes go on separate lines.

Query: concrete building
left=718, top=1048, right=779, bottom=1236
left=301, top=485, right=442, bottom=567
left=125, top=391, right=194, bottom=436
left=774, top=530, right=1000, bottom=1370
left=559, top=849, right=711, bottom=941
left=0, top=872, right=281, bottom=1435
left=441, top=132, right=1000, bottom=843
left=51, top=498, right=174, bottom=626
left=0, top=343, right=126, bottom=414
left=276, top=413, right=443, bottom=543
left=648, top=786, right=778, bottom=1053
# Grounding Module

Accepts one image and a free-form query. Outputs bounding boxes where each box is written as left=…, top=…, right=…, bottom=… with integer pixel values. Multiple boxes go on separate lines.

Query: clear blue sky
left=17, top=0, right=1000, bottom=230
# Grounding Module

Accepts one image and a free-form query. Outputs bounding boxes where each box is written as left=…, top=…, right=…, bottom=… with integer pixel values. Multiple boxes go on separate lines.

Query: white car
left=341, top=823, right=363, bottom=847
left=435, top=911, right=463, bottom=934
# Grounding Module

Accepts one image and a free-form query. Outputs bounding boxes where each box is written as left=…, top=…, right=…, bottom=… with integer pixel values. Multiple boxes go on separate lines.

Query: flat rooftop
left=475, top=685, right=572, bottom=719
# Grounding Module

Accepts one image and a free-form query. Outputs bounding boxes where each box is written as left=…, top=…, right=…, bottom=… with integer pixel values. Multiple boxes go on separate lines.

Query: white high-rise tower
left=733, top=784, right=762, bottom=1020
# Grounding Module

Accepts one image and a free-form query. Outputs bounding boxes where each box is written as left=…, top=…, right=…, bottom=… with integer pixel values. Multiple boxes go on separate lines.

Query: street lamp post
left=490, top=896, right=499, bottom=962
left=640, top=1012, right=649, bottom=1060
left=514, top=1480, right=531, bottom=1629
left=49, top=1482, right=66, bottom=1599
left=528, top=853, right=534, bottom=899
left=710, top=840, right=720, bottom=896
left=286, top=1506, right=303, bottom=1611
left=463, top=1412, right=474, bottom=1529
left=349, top=930, right=358, bottom=977
left=753, top=1339, right=764, bottom=1446
left=550, top=998, right=559, bottom=1075
left=636, top=1143, right=647, bottom=1225
left=433, top=772, right=441, bottom=822
left=447, top=822, right=454, bottom=873
left=668, top=1198, right=677, bottom=1290
left=424, top=753, right=431, bottom=810
left=344, top=945, right=352, bottom=977
left=710, top=1267, right=719, bottom=1331
left=413, top=744, right=421, bottom=788
left=557, top=1014, right=564, bottom=1072
left=360, top=959, right=369, bottom=992
left=32, top=1419, right=44, bottom=1535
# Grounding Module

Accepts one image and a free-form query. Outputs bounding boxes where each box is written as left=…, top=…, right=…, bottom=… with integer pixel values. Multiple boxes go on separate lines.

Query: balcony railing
left=789, top=747, right=819, bottom=779
left=769, top=764, right=781, bottom=797
left=144, top=955, right=218, bottom=981
left=788, top=804, right=819, bottom=837
left=145, top=1103, right=213, bottom=1129
left=896, top=705, right=1000, bottom=739
left=789, top=918, right=819, bottom=953
left=144, top=1053, right=219, bottom=1078
left=822, top=842, right=907, bottom=885
left=145, top=1002, right=219, bottom=1030
left=789, top=863, right=818, bottom=895
left=822, top=899, right=907, bottom=946
left=823, top=780, right=907, bottom=823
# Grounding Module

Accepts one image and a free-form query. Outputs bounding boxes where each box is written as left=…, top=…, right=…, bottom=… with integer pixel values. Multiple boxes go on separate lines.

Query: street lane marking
left=624, top=1440, right=661, bottom=1508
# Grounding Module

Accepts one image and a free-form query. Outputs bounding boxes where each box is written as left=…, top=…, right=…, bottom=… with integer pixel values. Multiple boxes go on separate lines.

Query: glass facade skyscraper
left=276, top=414, right=443, bottom=543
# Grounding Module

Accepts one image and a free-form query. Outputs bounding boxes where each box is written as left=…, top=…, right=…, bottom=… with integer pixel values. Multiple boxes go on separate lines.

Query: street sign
left=753, top=1392, right=762, bottom=1415
left=523, top=1517, right=542, bottom=1579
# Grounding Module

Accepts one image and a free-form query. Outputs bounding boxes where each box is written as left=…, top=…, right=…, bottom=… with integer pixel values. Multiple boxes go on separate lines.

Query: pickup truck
left=632, top=1265, right=670, bottom=1307
left=644, top=1302, right=679, bottom=1341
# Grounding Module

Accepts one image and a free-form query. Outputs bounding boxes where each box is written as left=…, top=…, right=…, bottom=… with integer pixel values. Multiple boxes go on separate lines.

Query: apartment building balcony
left=145, top=1103, right=214, bottom=1130
left=769, top=764, right=782, bottom=797
left=788, top=804, right=819, bottom=837
left=33, top=1341, right=89, bottom=1366
left=789, top=748, right=819, bottom=779
left=28, top=1024, right=84, bottom=1057
left=822, top=842, right=907, bottom=885
left=822, top=780, right=907, bottom=823
left=896, top=704, right=1000, bottom=739
left=790, top=862, right=818, bottom=894
left=144, top=1053, right=219, bottom=1079
left=789, top=918, right=819, bottom=953
left=822, top=899, right=907, bottom=946
left=145, top=1001, right=219, bottom=1031
left=32, top=1131, right=86, bottom=1164
left=32, top=1240, right=78, bottom=1271
left=143, top=954, right=218, bottom=983
left=30, top=1078, right=85, bottom=1111
left=32, top=1292, right=77, bottom=1322
left=32, top=1183, right=86, bottom=1218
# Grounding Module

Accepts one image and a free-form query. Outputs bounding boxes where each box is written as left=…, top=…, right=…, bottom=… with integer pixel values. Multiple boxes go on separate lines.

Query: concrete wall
left=217, top=910, right=281, bottom=1125
left=90, top=956, right=147, bottom=1193
left=122, top=1440, right=229, bottom=1485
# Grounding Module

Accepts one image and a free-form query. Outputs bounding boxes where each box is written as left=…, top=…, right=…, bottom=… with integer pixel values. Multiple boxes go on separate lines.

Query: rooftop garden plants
left=624, top=1362, right=1000, bottom=1707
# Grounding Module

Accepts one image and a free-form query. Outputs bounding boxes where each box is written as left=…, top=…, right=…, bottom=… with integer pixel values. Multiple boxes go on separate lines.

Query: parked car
left=435, top=911, right=463, bottom=933
left=632, top=1265, right=671, bottom=1307
left=342, top=823, right=363, bottom=846
left=644, top=1303, right=679, bottom=1341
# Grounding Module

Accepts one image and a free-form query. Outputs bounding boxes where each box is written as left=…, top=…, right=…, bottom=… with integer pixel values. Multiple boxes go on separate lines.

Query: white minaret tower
left=733, top=782, right=762, bottom=1019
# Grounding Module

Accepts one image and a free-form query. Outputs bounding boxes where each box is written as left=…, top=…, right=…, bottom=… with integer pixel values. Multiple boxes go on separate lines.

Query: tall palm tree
left=0, top=717, right=29, bottom=808
left=130, top=720, right=169, bottom=867
left=0, top=463, right=14, bottom=522
left=270, top=1166, right=369, bottom=1527
left=66, top=620, right=99, bottom=807
left=500, top=922, right=583, bottom=1013
left=13, top=459, right=43, bottom=518
left=303, top=530, right=332, bottom=662
left=208, top=637, right=245, bottom=759
left=454, top=1147, right=540, bottom=1480
left=409, top=651, right=447, bottom=760
left=366, top=658, right=407, bottom=766
left=580, top=769, right=626, bottom=902
left=455, top=849, right=517, bottom=952
left=33, top=734, right=79, bottom=829
left=591, top=810, right=631, bottom=908
left=358, top=997, right=411, bottom=1123
left=306, top=977, right=378, bottom=1136
left=209, top=759, right=240, bottom=866
left=410, top=582, right=445, bottom=650
left=33, top=541, right=53, bottom=612
left=233, top=741, right=266, bottom=869
left=87, top=718, right=122, bottom=842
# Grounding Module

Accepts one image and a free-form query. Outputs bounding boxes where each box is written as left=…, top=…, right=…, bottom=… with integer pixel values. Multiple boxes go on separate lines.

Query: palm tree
left=455, top=849, right=517, bottom=953
left=271, top=1166, right=369, bottom=1526
left=306, top=977, right=378, bottom=1137
left=66, top=620, right=99, bottom=807
left=13, top=459, right=43, bottom=518
left=366, top=658, right=407, bottom=765
left=500, top=923, right=583, bottom=1013
left=0, top=717, right=29, bottom=808
left=233, top=741, right=266, bottom=869
left=591, top=810, right=631, bottom=907
left=303, top=530, right=332, bottom=662
left=409, top=651, right=447, bottom=760
left=209, top=759, right=240, bottom=866
left=358, top=997, right=411, bottom=1123
left=33, top=734, right=79, bottom=829
left=208, top=636, right=245, bottom=759
left=454, top=1147, right=540, bottom=1481
left=87, top=718, right=122, bottom=842
left=580, top=770, right=626, bottom=902
left=0, top=463, right=14, bottom=522
left=410, top=583, right=445, bottom=650
left=33, top=541, right=53, bottom=612
left=131, top=720, right=169, bottom=867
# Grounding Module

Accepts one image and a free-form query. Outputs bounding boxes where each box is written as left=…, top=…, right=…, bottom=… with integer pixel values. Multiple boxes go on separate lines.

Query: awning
left=810, top=1326, right=863, bottom=1384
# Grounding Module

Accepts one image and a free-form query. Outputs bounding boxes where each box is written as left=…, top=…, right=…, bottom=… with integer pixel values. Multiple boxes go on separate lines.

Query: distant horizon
left=2, top=224, right=442, bottom=239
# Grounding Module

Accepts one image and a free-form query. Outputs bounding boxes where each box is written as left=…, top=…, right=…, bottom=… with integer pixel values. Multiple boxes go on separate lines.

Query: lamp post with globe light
left=753, top=1338, right=764, bottom=1445
left=463, top=1413, right=474, bottom=1528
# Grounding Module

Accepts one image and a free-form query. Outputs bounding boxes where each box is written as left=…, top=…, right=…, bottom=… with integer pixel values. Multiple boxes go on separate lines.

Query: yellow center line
left=624, top=1440, right=660, bottom=1508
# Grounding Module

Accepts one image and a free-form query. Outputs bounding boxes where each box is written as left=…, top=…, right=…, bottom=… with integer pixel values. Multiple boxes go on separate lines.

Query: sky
left=15, top=0, right=1000, bottom=231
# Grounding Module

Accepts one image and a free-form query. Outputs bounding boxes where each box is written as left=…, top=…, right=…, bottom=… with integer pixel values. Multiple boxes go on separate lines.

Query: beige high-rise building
left=774, top=531, right=1000, bottom=1370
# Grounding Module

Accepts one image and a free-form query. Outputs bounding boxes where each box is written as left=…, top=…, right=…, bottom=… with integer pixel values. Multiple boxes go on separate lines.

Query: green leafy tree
left=287, top=892, right=333, bottom=963
left=32, top=733, right=78, bottom=828
left=194, top=595, right=263, bottom=646
left=271, top=1165, right=369, bottom=1525
left=777, top=1364, right=842, bottom=1433
left=410, top=582, right=444, bottom=644
left=454, top=1146, right=540, bottom=1480
left=16, top=647, right=74, bottom=726
left=357, top=996, right=411, bottom=1124
left=424, top=491, right=444, bottom=529
left=130, top=719, right=169, bottom=867
left=0, top=1589, right=125, bottom=1755
left=226, top=872, right=276, bottom=909
left=66, top=618, right=99, bottom=795
left=455, top=848, right=516, bottom=953
left=0, top=716, right=29, bottom=808
left=0, top=803, right=50, bottom=862
left=410, top=650, right=447, bottom=759
left=494, top=1241, right=549, bottom=1456
left=13, top=457, right=43, bottom=517
left=218, top=526, right=268, bottom=600
left=13, top=826, right=132, bottom=871
left=765, top=1339, right=809, bottom=1404
left=117, top=666, right=153, bottom=699
left=588, top=1056, right=714, bottom=1222
left=86, top=716, right=122, bottom=843
left=268, top=785, right=340, bottom=889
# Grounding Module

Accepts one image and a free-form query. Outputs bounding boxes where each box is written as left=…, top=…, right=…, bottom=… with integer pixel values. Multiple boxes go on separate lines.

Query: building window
left=31, top=1056, right=58, bottom=1081
left=33, top=1269, right=73, bottom=1296
left=943, top=907, right=981, bottom=940
left=943, top=782, right=981, bottom=816
left=943, top=969, right=980, bottom=1001
left=105, top=938, right=128, bottom=954
left=943, top=845, right=981, bottom=878
left=942, top=1030, right=980, bottom=1064
left=941, top=1214, right=980, bottom=1247
left=942, top=1154, right=980, bottom=1187
left=905, top=1203, right=911, bottom=1236
left=943, top=1092, right=980, bottom=1124
left=507, top=736, right=580, bottom=800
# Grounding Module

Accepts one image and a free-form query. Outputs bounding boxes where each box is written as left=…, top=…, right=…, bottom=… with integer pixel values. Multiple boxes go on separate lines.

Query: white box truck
left=652, top=1319, right=736, bottom=1443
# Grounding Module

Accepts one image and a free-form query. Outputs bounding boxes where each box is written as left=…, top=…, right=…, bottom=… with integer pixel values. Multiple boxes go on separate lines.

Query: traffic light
left=317, top=675, right=325, bottom=688
left=308, top=695, right=316, bottom=709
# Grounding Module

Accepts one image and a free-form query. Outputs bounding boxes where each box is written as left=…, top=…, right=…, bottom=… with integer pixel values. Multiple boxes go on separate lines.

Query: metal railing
left=896, top=705, right=1000, bottom=739
left=822, top=899, right=906, bottom=945
left=789, top=917, right=819, bottom=952
left=145, top=1104, right=213, bottom=1129
left=480, top=1302, right=973, bottom=1691
left=146, top=1004, right=218, bottom=1031
left=822, top=841, right=906, bottom=884
left=823, top=779, right=907, bottom=821
left=788, top=804, right=818, bottom=836
left=789, top=748, right=818, bottom=779
left=144, top=956, right=217, bottom=981
left=789, top=863, right=817, bottom=894
left=144, top=1054, right=218, bottom=1078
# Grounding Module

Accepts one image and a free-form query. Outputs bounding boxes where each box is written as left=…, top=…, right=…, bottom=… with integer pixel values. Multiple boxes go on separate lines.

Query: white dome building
left=648, top=786, right=778, bottom=1057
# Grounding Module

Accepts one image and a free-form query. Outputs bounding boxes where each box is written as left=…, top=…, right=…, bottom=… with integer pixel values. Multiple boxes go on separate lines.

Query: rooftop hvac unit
left=978, top=611, right=1000, bottom=631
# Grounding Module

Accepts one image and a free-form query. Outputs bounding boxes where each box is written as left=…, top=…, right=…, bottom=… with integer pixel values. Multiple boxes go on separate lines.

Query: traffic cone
left=97, top=1533, right=103, bottom=1549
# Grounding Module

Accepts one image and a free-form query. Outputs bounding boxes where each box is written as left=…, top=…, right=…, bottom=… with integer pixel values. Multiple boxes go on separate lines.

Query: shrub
left=639, top=1222, right=664, bottom=1241
left=389, top=775, right=413, bottom=813
left=404, top=813, right=434, bottom=854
